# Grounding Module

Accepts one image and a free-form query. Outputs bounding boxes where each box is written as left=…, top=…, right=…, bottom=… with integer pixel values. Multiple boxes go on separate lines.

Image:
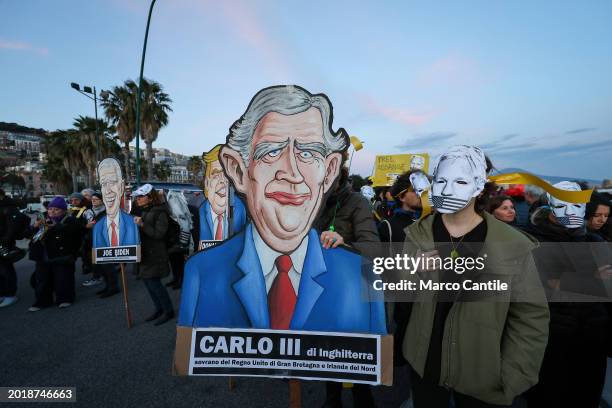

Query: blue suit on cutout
left=92, top=211, right=140, bottom=247
left=198, top=193, right=247, bottom=240
left=178, top=224, right=386, bottom=334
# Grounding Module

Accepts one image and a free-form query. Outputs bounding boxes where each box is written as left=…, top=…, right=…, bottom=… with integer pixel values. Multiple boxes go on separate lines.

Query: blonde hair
left=202, top=144, right=222, bottom=179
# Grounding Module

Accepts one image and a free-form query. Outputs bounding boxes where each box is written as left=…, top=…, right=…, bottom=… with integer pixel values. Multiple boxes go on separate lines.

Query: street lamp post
left=134, top=0, right=157, bottom=185
left=70, top=82, right=101, bottom=164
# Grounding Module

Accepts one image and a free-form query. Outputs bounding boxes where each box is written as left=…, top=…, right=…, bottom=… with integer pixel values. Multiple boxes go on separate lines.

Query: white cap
left=133, top=183, right=153, bottom=197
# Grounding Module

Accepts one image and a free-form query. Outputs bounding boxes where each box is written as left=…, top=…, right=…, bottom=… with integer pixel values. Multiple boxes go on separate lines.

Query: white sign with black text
left=93, top=245, right=140, bottom=264
left=187, top=328, right=384, bottom=384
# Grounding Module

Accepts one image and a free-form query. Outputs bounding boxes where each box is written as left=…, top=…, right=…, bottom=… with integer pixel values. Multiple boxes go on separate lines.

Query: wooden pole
left=119, top=263, right=133, bottom=328
left=228, top=377, right=235, bottom=391
left=289, top=379, right=301, bottom=408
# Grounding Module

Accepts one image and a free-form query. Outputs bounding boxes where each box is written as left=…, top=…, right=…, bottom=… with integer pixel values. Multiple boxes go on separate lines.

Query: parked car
left=23, top=203, right=44, bottom=214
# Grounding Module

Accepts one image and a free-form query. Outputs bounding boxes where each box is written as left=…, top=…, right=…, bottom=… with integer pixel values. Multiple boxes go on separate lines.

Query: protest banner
left=371, top=153, right=429, bottom=187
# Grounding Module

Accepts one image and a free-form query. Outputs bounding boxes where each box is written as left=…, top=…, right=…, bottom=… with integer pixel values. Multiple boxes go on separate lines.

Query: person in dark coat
left=81, top=192, right=105, bottom=288
left=0, top=189, right=22, bottom=308
left=28, top=196, right=84, bottom=311
left=133, top=184, right=174, bottom=326
left=314, top=166, right=381, bottom=408
left=376, top=171, right=422, bottom=381
left=524, top=182, right=611, bottom=408
left=514, top=184, right=545, bottom=227
left=378, top=171, right=422, bottom=243
left=586, top=192, right=611, bottom=242
left=314, top=168, right=380, bottom=259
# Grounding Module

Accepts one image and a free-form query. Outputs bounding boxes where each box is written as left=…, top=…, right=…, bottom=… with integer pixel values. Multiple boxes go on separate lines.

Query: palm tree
left=187, top=155, right=202, bottom=184
left=100, top=81, right=138, bottom=180
left=45, top=130, right=83, bottom=192
left=73, top=116, right=103, bottom=186
left=73, top=115, right=123, bottom=186
left=140, top=79, right=172, bottom=180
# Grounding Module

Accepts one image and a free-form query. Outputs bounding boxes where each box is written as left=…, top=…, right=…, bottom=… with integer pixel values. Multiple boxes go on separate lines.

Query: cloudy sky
left=1, top=0, right=611, bottom=180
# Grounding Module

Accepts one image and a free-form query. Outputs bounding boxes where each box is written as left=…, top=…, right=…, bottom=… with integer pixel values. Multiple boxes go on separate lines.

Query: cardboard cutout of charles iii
left=92, top=158, right=140, bottom=263
left=178, top=85, right=386, bottom=334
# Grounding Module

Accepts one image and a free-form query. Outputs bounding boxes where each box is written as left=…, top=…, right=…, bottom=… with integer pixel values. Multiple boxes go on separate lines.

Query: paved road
left=0, top=252, right=409, bottom=408
left=1, top=246, right=610, bottom=407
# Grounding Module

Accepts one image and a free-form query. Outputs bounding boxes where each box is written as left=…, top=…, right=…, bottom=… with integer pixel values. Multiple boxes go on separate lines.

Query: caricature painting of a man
left=93, top=158, right=140, bottom=248
left=196, top=145, right=247, bottom=244
left=178, top=85, right=385, bottom=334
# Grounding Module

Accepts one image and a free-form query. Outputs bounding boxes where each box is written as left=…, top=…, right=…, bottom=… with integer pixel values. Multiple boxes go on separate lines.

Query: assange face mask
left=410, top=155, right=425, bottom=170
left=409, top=171, right=431, bottom=197
left=547, top=181, right=585, bottom=229
left=431, top=145, right=486, bottom=214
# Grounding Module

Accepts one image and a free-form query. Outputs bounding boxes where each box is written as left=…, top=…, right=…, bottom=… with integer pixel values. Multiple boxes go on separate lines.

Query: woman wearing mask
left=486, top=195, right=516, bottom=224
left=133, top=184, right=174, bottom=326
left=525, top=182, right=611, bottom=408
left=402, top=145, right=549, bottom=408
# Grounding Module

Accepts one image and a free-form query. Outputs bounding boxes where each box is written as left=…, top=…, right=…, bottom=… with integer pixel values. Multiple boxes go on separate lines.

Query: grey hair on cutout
left=97, top=157, right=124, bottom=181
left=226, top=85, right=348, bottom=166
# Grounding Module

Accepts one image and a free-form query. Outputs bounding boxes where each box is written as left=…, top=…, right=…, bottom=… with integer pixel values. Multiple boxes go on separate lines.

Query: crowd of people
left=354, top=148, right=611, bottom=408
left=0, top=143, right=611, bottom=407
left=0, top=184, right=187, bottom=327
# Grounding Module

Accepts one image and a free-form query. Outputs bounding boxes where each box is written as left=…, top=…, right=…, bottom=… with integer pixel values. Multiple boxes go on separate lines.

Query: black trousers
left=34, top=261, right=75, bottom=306
left=143, top=277, right=174, bottom=314
left=82, top=244, right=94, bottom=276
left=410, top=367, right=510, bottom=408
left=0, top=258, right=17, bottom=297
left=325, top=382, right=375, bottom=408
left=97, top=264, right=118, bottom=291
left=168, top=251, right=185, bottom=284
left=526, top=304, right=608, bottom=408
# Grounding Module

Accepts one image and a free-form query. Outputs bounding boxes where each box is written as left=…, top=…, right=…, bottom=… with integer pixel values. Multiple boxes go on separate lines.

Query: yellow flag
left=349, top=136, right=363, bottom=151
left=489, top=172, right=593, bottom=203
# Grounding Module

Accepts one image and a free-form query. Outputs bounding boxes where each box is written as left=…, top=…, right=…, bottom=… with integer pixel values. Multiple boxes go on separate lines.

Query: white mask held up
left=547, top=181, right=585, bottom=229
left=431, top=145, right=487, bottom=214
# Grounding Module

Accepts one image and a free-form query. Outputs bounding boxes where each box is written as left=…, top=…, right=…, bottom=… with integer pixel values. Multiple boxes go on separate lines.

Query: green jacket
left=402, top=212, right=549, bottom=405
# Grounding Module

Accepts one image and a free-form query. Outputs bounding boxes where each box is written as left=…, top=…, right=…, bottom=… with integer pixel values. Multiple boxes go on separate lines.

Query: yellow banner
left=371, top=153, right=429, bottom=187
left=489, top=172, right=593, bottom=203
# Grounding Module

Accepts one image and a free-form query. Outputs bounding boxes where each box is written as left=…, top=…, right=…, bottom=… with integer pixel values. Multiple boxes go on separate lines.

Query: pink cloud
left=360, top=94, right=434, bottom=126
left=0, top=38, right=48, bottom=56
left=216, top=0, right=293, bottom=80
left=416, top=54, right=477, bottom=87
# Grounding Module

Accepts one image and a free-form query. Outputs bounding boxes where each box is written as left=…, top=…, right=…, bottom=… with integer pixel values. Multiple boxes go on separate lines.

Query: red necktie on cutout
left=268, top=255, right=296, bottom=330
left=111, top=221, right=118, bottom=247
left=215, top=214, right=223, bottom=240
